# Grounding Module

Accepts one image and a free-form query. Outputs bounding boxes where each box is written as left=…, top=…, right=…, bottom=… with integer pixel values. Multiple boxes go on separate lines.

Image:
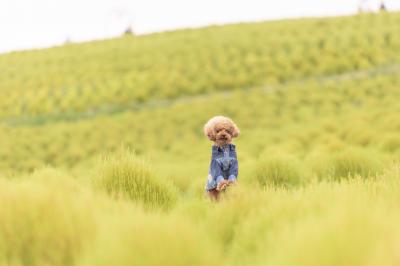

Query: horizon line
left=1, top=10, right=398, bottom=56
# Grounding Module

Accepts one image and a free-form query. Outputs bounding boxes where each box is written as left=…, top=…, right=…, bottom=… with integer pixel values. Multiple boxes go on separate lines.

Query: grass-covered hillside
left=1, top=12, right=400, bottom=266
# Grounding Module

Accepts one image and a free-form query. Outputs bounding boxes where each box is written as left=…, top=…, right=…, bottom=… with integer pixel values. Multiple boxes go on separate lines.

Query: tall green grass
left=224, top=167, right=400, bottom=266
left=78, top=213, right=224, bottom=266
left=1, top=157, right=400, bottom=266
left=314, top=147, right=385, bottom=180
left=94, top=149, right=177, bottom=210
left=0, top=169, right=96, bottom=266
left=254, top=151, right=308, bottom=187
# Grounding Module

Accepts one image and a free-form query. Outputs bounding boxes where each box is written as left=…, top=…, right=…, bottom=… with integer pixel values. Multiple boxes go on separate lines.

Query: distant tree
left=64, top=37, right=71, bottom=45
left=380, top=1, right=387, bottom=11
left=109, top=6, right=135, bottom=37
left=124, top=25, right=135, bottom=36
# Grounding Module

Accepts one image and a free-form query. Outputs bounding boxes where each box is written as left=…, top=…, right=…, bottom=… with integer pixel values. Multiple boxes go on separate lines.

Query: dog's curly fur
left=203, top=116, right=240, bottom=147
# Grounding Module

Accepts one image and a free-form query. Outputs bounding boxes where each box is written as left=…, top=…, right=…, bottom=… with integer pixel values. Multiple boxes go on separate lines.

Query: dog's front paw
left=217, top=180, right=228, bottom=191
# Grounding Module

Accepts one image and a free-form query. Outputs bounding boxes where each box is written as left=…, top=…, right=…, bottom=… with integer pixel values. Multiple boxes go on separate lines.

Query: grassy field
left=1, top=11, right=400, bottom=266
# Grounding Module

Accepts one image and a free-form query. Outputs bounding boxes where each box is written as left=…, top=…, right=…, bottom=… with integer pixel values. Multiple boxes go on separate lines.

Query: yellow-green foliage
left=255, top=153, right=305, bottom=187
left=318, top=147, right=384, bottom=180
left=79, top=213, right=224, bottom=266
left=226, top=168, right=400, bottom=266
left=95, top=149, right=177, bottom=210
left=0, top=11, right=400, bottom=266
left=0, top=169, right=96, bottom=266
left=0, top=13, right=399, bottom=119
left=3, top=167, right=400, bottom=266
left=2, top=68, right=400, bottom=177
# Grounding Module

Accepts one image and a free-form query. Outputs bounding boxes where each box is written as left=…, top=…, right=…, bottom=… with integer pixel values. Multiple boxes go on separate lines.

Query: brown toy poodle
left=203, top=116, right=240, bottom=200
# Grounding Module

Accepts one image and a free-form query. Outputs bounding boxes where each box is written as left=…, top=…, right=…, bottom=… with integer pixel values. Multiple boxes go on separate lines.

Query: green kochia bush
left=227, top=168, right=400, bottom=266
left=79, top=213, right=224, bottom=266
left=95, top=150, right=177, bottom=210
left=317, top=147, right=384, bottom=181
left=255, top=153, right=305, bottom=187
left=0, top=170, right=96, bottom=266
left=379, top=134, right=400, bottom=153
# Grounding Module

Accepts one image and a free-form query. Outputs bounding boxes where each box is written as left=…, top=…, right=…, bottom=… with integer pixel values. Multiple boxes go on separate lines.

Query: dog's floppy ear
left=232, top=122, right=240, bottom=138
left=205, top=127, right=216, bottom=141
left=204, top=122, right=216, bottom=141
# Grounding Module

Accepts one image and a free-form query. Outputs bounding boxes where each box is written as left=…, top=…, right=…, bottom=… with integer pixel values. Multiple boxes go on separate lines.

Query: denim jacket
left=205, top=143, right=238, bottom=191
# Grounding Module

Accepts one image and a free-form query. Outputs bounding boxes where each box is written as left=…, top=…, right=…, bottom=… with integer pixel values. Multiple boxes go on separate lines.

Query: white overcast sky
left=0, top=0, right=399, bottom=54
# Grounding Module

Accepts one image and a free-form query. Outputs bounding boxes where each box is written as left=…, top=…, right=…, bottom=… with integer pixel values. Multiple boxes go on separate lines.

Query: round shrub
left=0, top=173, right=96, bottom=266
left=379, top=134, right=400, bottom=153
left=255, top=154, right=304, bottom=187
left=322, top=148, right=384, bottom=181
left=95, top=150, right=177, bottom=210
left=78, top=213, right=224, bottom=266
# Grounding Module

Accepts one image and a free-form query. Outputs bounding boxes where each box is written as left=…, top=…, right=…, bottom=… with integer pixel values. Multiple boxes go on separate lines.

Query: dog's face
left=204, top=116, right=240, bottom=146
left=214, top=122, right=234, bottom=145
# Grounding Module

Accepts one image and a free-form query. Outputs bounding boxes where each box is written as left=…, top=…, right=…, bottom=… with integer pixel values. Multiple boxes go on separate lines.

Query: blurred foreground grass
left=1, top=160, right=400, bottom=266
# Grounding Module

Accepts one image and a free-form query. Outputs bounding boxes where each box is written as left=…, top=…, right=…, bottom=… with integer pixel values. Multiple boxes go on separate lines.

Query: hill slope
left=0, top=12, right=399, bottom=179
left=0, top=13, right=399, bottom=120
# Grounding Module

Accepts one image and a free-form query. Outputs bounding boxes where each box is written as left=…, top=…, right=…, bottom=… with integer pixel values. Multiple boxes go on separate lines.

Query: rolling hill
left=0, top=11, right=400, bottom=266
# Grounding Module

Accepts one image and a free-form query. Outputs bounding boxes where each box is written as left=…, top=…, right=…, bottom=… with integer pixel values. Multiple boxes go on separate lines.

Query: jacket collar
left=212, top=143, right=235, bottom=152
